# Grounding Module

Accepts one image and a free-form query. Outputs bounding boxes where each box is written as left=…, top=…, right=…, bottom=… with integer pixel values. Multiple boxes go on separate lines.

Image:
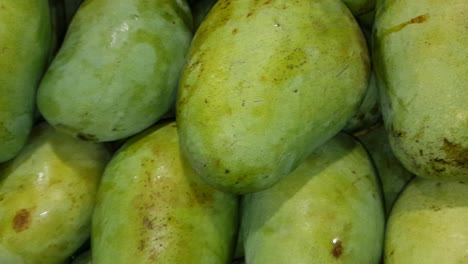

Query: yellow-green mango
left=92, top=122, right=238, bottom=264
left=0, top=123, right=109, bottom=264
left=373, top=0, right=468, bottom=180
left=384, top=178, right=468, bottom=263
left=241, top=133, right=385, bottom=263
left=177, top=0, right=369, bottom=193
left=37, top=0, right=193, bottom=142
left=0, top=1, right=52, bottom=162
left=356, top=123, right=414, bottom=216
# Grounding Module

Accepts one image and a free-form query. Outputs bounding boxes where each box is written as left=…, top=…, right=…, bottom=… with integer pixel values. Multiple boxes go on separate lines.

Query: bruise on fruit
left=383, top=14, right=430, bottom=36
left=331, top=238, right=343, bottom=258
left=12, top=208, right=31, bottom=232
left=441, top=138, right=468, bottom=167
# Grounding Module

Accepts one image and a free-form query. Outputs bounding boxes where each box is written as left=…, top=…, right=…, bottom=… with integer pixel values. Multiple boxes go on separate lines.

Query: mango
left=0, top=1, right=52, bottom=162
left=373, top=0, right=468, bottom=180
left=356, top=123, right=414, bottom=216
left=384, top=178, right=468, bottom=263
left=0, top=123, right=109, bottom=264
left=37, top=0, right=193, bottom=142
left=241, top=133, right=384, bottom=263
left=92, top=122, right=238, bottom=264
left=177, top=0, right=369, bottom=193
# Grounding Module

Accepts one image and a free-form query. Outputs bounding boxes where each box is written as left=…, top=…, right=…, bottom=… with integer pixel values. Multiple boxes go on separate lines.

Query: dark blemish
left=204, top=99, right=208, bottom=104
left=13, top=209, right=31, bottom=232
left=242, top=100, right=245, bottom=107
left=203, top=164, right=207, bottom=167
left=138, top=240, right=146, bottom=251
left=225, top=169, right=230, bottom=174
left=390, top=250, right=395, bottom=256
left=441, top=138, right=468, bottom=167
left=331, top=238, right=343, bottom=259
left=232, top=28, right=238, bottom=35
left=430, top=205, right=441, bottom=212
left=436, top=182, right=442, bottom=187
left=383, top=14, right=430, bottom=36
left=235, top=181, right=240, bottom=185
left=263, top=0, right=272, bottom=5
left=293, top=89, right=298, bottom=93
left=247, top=11, right=253, bottom=17
left=419, top=149, right=424, bottom=156
left=143, top=216, right=154, bottom=230
left=351, top=170, right=356, bottom=174
left=77, top=132, right=98, bottom=141
left=392, top=129, right=405, bottom=138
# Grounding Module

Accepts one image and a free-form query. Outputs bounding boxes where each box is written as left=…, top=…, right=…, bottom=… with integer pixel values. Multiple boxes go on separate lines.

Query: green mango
left=0, top=123, right=109, bottom=264
left=384, top=178, right=468, bottom=263
left=342, top=0, right=375, bottom=17
left=373, top=0, right=468, bottom=180
left=241, top=133, right=384, bottom=263
left=177, top=0, right=369, bottom=193
left=356, top=123, right=414, bottom=216
left=92, top=122, right=238, bottom=264
left=37, top=0, right=193, bottom=142
left=0, top=1, right=52, bottom=162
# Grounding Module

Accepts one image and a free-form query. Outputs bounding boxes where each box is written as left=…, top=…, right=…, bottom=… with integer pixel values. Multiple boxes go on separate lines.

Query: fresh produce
left=356, top=123, right=414, bottom=216
left=92, top=122, right=239, bottom=264
left=385, top=178, right=468, bottom=263
left=0, top=0, right=52, bottom=162
left=373, top=0, right=468, bottom=180
left=241, top=133, right=385, bottom=263
left=177, top=0, right=369, bottom=193
left=0, top=123, right=109, bottom=264
left=37, top=0, right=193, bottom=142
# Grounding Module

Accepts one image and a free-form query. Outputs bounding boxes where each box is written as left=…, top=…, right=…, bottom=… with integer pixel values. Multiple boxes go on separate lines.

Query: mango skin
left=0, top=1, right=52, bottom=162
left=356, top=123, right=414, bottom=216
left=0, top=123, right=109, bottom=264
left=177, top=0, right=369, bottom=193
left=385, top=178, right=468, bottom=263
left=92, top=122, right=239, bottom=264
left=373, top=0, right=468, bottom=180
left=37, top=0, right=193, bottom=142
left=241, top=133, right=384, bottom=264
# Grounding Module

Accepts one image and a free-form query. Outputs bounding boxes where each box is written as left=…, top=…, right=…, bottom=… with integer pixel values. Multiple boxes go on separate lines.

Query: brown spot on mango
left=383, top=14, right=430, bottom=36
left=331, top=238, right=344, bottom=258
left=13, top=209, right=31, bottom=232
left=441, top=138, right=468, bottom=167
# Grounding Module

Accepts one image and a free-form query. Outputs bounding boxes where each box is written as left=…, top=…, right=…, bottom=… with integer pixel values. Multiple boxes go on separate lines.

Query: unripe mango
left=0, top=123, right=109, bottom=264
left=177, top=0, right=369, bottom=193
left=37, top=0, right=193, bottom=142
left=241, top=133, right=384, bottom=264
left=0, top=1, right=52, bottom=162
left=92, top=122, right=238, bottom=264
left=385, top=178, right=468, bottom=263
left=373, top=0, right=468, bottom=180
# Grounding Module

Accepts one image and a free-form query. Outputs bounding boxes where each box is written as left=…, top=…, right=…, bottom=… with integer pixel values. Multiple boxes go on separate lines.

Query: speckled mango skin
left=373, top=0, right=468, bottom=180
left=92, top=122, right=238, bottom=264
left=384, top=178, right=468, bottom=263
left=177, top=0, right=369, bottom=194
left=37, top=0, right=193, bottom=142
left=0, top=1, right=52, bottom=162
left=356, top=123, right=414, bottom=216
left=0, top=123, right=109, bottom=264
left=241, top=133, right=385, bottom=264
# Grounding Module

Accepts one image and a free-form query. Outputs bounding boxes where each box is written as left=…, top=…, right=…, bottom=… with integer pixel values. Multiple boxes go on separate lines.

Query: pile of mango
left=0, top=0, right=466, bottom=263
